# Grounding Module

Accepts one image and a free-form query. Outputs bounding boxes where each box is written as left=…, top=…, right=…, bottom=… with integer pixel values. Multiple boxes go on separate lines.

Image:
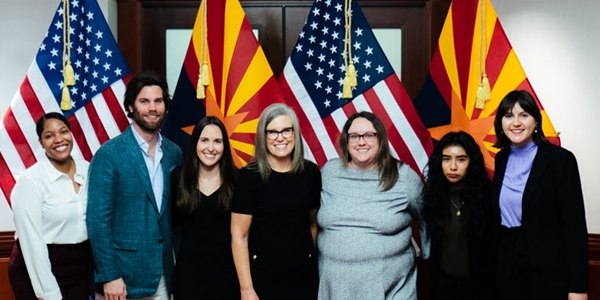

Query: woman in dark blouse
left=171, top=116, right=239, bottom=300
left=423, top=131, right=494, bottom=300
left=231, top=103, right=320, bottom=300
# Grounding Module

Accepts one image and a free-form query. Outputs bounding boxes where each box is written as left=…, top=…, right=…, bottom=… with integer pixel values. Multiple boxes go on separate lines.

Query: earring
left=534, top=128, right=538, bottom=133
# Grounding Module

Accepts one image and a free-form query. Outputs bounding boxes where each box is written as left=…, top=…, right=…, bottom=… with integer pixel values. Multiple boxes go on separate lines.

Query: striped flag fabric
left=413, top=0, right=560, bottom=172
left=162, top=0, right=284, bottom=167
left=0, top=0, right=131, bottom=206
left=278, top=0, right=433, bottom=173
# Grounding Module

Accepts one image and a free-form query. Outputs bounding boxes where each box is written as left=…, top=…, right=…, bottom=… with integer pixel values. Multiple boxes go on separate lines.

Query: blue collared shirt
left=131, top=127, right=164, bottom=212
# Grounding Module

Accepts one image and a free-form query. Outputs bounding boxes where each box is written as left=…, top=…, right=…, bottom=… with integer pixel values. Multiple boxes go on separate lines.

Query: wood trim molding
left=0, top=231, right=14, bottom=258
left=588, top=233, right=600, bottom=264
left=2, top=231, right=600, bottom=260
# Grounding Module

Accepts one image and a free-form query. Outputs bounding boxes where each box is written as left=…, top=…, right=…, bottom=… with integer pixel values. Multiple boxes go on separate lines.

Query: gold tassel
left=196, top=78, right=206, bottom=99
left=476, top=73, right=491, bottom=109
left=342, top=76, right=353, bottom=99
left=201, top=63, right=210, bottom=86
left=61, top=86, right=72, bottom=110
left=64, top=62, right=75, bottom=86
left=347, top=64, right=357, bottom=87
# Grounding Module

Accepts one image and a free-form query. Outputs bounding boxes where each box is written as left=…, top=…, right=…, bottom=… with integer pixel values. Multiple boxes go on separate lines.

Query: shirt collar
left=40, top=154, right=84, bottom=183
left=131, top=125, right=163, bottom=154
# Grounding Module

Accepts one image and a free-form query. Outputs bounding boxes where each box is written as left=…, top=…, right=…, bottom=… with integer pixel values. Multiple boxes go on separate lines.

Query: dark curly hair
left=422, top=131, right=491, bottom=240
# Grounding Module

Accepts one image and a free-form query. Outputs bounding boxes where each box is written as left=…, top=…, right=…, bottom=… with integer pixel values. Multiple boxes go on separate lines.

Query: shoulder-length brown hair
left=338, top=111, right=400, bottom=191
left=493, top=90, right=549, bottom=148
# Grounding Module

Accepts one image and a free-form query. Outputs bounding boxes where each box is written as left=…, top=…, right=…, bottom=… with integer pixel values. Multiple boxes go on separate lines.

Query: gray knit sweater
left=317, top=158, right=429, bottom=300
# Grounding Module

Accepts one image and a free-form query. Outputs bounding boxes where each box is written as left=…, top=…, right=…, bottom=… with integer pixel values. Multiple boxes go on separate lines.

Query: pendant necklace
left=450, top=198, right=465, bottom=216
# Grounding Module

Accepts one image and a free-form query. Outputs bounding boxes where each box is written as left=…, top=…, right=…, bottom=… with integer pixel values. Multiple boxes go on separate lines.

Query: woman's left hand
left=568, top=292, right=588, bottom=300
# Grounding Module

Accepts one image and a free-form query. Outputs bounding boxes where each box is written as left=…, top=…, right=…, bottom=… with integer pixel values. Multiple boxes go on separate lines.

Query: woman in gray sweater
left=317, top=111, right=429, bottom=300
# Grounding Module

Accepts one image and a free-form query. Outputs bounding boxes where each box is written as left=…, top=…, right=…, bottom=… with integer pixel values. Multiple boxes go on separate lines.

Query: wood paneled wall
left=116, top=0, right=451, bottom=100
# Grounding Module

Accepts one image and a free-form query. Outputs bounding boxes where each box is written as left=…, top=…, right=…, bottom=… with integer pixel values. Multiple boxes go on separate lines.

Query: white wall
left=492, top=0, right=600, bottom=233
left=0, top=0, right=598, bottom=232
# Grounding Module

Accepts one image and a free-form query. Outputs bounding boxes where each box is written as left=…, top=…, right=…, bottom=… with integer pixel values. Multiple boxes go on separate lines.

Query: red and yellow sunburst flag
left=162, top=0, right=284, bottom=167
left=413, top=0, right=560, bottom=174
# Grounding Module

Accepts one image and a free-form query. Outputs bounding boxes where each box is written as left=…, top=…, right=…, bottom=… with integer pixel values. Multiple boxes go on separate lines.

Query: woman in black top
left=171, top=116, right=239, bottom=300
left=231, top=103, right=320, bottom=300
left=422, top=131, right=494, bottom=300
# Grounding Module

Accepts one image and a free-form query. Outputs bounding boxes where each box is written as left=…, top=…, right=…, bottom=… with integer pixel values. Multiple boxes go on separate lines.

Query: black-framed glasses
left=266, top=127, right=294, bottom=140
left=348, top=132, right=377, bottom=143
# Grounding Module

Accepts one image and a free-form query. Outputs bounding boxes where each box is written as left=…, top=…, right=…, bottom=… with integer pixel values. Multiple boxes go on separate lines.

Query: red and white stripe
left=0, top=61, right=131, bottom=206
left=281, top=61, right=431, bottom=174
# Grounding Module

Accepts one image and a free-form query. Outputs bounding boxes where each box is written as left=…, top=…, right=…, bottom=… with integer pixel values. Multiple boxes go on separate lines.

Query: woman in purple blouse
left=492, top=90, right=588, bottom=300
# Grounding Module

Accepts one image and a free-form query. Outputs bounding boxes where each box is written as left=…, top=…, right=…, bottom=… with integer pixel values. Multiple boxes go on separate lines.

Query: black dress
left=231, top=160, right=321, bottom=300
left=172, top=187, right=240, bottom=300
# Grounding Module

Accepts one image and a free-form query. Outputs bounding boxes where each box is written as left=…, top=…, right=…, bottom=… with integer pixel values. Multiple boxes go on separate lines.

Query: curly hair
left=422, top=131, right=491, bottom=240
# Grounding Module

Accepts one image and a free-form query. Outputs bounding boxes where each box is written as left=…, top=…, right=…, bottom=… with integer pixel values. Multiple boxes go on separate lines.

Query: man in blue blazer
left=87, top=72, right=182, bottom=300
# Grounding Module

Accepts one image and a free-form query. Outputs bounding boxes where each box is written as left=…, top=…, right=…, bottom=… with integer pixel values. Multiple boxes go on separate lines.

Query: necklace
left=450, top=198, right=465, bottom=216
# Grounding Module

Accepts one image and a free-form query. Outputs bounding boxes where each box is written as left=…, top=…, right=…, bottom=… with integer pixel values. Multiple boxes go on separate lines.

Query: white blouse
left=12, top=154, right=89, bottom=300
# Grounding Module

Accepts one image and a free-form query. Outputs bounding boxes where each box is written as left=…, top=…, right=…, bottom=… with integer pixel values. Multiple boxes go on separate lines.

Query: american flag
left=278, top=0, right=433, bottom=172
left=0, top=0, right=130, bottom=206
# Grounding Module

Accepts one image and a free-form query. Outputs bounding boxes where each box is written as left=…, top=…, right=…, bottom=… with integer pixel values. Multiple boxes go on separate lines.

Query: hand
left=241, top=288, right=259, bottom=300
left=103, top=278, right=127, bottom=300
left=568, top=292, right=588, bottom=300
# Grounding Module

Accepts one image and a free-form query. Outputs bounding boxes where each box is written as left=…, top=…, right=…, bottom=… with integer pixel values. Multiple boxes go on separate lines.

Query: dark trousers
left=433, top=270, right=475, bottom=300
left=496, top=226, right=566, bottom=300
left=8, top=240, right=92, bottom=300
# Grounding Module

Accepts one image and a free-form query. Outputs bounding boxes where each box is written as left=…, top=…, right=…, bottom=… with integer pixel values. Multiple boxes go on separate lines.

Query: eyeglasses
left=348, top=132, right=377, bottom=143
left=266, top=127, right=294, bottom=140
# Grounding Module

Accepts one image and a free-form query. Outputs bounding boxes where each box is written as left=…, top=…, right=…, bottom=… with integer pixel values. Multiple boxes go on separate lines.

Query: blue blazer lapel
left=123, top=127, right=160, bottom=214
left=158, top=142, right=174, bottom=216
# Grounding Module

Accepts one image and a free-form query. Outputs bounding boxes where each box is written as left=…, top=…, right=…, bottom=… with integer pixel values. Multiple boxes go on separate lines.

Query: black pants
left=496, top=226, right=567, bottom=300
left=8, top=240, right=92, bottom=300
left=433, top=269, right=475, bottom=300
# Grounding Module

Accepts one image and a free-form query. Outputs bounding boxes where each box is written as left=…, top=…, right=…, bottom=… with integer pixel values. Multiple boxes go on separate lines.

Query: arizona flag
left=162, top=0, right=284, bottom=167
left=278, top=0, right=433, bottom=173
left=413, top=0, right=560, bottom=172
left=0, top=0, right=130, bottom=206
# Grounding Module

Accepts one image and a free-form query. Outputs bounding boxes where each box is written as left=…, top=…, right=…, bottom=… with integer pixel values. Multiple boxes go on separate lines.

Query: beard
left=130, top=105, right=165, bottom=133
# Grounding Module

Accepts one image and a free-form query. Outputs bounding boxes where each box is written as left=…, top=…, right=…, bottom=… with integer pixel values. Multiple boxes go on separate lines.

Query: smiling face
left=129, top=85, right=166, bottom=134
left=266, top=115, right=295, bottom=162
left=442, top=145, right=470, bottom=184
left=501, top=102, right=537, bottom=148
left=196, top=124, right=224, bottom=169
left=39, top=118, right=73, bottom=166
left=347, top=117, right=379, bottom=170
